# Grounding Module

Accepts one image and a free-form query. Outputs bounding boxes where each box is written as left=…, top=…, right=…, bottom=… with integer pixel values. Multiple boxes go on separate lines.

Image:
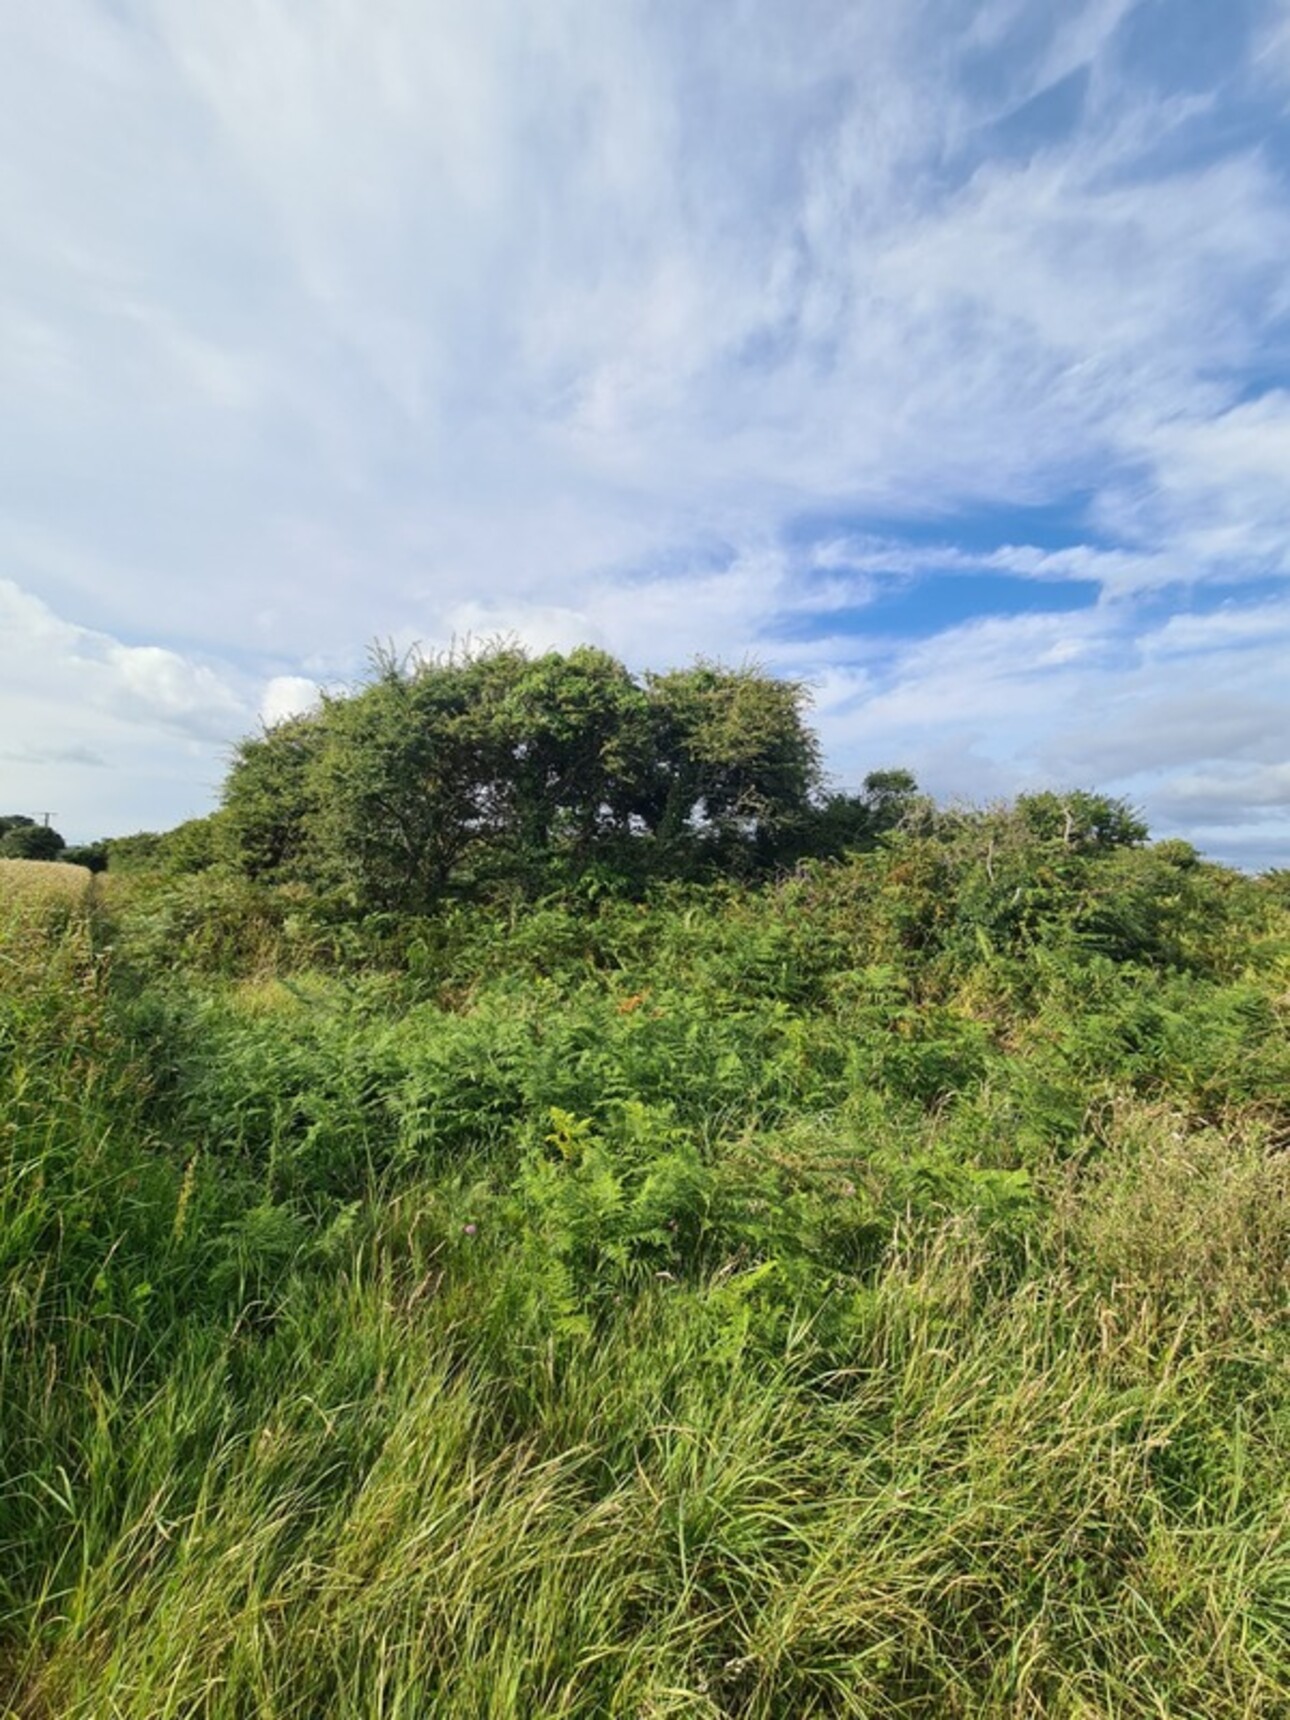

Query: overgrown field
left=2, top=826, right=1288, bottom=1716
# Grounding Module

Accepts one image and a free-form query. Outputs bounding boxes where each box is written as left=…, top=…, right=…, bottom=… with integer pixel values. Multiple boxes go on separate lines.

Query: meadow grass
left=2, top=858, right=1288, bottom=1716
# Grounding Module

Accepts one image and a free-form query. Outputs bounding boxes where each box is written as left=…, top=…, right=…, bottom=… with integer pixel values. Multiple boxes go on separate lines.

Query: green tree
left=304, top=652, right=496, bottom=910
left=219, top=645, right=840, bottom=904
left=156, top=814, right=229, bottom=875
left=861, top=768, right=921, bottom=830
left=104, top=832, right=167, bottom=875
left=771, top=769, right=924, bottom=867
left=0, top=822, right=66, bottom=861
left=485, top=646, right=652, bottom=884
left=61, top=842, right=108, bottom=874
left=1015, top=790, right=1148, bottom=852
left=641, top=663, right=821, bottom=866
left=222, top=712, right=324, bottom=882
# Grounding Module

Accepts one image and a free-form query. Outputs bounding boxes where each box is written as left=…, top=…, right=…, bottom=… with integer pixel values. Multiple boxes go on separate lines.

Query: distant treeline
left=0, top=814, right=104, bottom=871
left=68, top=643, right=1162, bottom=909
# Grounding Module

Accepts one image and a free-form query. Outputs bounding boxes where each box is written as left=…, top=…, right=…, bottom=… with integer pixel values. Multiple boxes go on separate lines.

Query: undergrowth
left=2, top=840, right=1288, bottom=1716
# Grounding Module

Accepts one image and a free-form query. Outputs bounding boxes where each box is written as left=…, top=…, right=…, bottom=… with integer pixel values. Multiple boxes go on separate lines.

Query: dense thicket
left=218, top=645, right=916, bottom=904
left=2, top=788, right=1287, bottom=1715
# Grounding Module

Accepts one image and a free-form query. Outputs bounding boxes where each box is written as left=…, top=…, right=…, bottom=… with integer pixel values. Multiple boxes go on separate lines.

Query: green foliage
left=221, top=710, right=324, bottom=881
left=0, top=820, right=65, bottom=860
left=517, top=1104, right=712, bottom=1299
left=2, top=816, right=1289, bottom=1717
left=758, top=768, right=925, bottom=867
left=104, top=815, right=234, bottom=878
left=220, top=643, right=827, bottom=908
left=60, top=840, right=107, bottom=873
left=1015, top=788, right=1149, bottom=851
left=155, top=811, right=230, bottom=873
left=482, top=644, right=652, bottom=879
left=307, top=650, right=499, bottom=909
left=108, top=871, right=319, bottom=976
left=104, top=828, right=166, bottom=874
left=642, top=659, right=820, bottom=855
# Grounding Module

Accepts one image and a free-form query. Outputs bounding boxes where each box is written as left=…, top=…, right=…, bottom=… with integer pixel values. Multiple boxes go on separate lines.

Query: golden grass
left=0, top=857, right=92, bottom=907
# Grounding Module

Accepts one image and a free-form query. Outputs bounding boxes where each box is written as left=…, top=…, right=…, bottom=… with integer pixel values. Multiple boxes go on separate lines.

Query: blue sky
left=2, top=0, right=1289, bottom=866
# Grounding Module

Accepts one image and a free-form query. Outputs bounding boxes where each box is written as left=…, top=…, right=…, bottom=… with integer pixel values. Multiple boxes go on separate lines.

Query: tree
left=641, top=663, right=821, bottom=865
left=218, top=644, right=848, bottom=905
left=104, top=832, right=166, bottom=875
left=769, top=769, right=925, bottom=867
left=504, top=650, right=647, bottom=839
left=0, top=821, right=66, bottom=861
left=157, top=814, right=229, bottom=875
left=304, top=653, right=493, bottom=910
left=1015, top=791, right=1148, bottom=852
left=861, top=769, right=921, bottom=831
left=222, top=712, right=324, bottom=881
left=221, top=651, right=497, bottom=908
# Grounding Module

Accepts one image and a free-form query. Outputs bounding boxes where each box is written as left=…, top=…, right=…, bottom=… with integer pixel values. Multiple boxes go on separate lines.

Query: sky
left=2, top=0, right=1289, bottom=866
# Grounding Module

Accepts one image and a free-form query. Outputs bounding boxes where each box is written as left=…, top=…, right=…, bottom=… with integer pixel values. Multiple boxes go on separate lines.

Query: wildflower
left=463, top=1222, right=477, bottom=1236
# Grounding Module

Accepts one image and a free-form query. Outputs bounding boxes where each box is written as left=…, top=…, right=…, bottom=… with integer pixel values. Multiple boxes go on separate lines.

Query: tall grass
left=2, top=857, right=1288, bottom=1716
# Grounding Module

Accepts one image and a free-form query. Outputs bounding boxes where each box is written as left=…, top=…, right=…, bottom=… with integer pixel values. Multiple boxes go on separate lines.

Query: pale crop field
left=0, top=857, right=91, bottom=898
left=0, top=859, right=92, bottom=923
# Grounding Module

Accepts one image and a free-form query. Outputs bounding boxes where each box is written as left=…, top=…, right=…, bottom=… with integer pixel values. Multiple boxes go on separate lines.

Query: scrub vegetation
left=2, top=648, right=1288, bottom=1717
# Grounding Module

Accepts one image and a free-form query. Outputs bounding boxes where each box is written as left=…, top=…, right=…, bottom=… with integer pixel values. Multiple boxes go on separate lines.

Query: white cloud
left=260, top=676, right=322, bottom=727
left=1, top=0, right=1288, bottom=859
left=1253, top=9, right=1290, bottom=92
left=1152, top=763, right=1290, bottom=823
left=0, top=580, right=250, bottom=839
left=1139, top=596, right=1290, bottom=660
left=0, top=581, right=244, bottom=738
left=1109, top=395, right=1290, bottom=574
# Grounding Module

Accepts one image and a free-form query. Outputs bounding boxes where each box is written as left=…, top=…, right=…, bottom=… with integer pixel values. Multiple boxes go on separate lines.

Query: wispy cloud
left=1, top=0, right=1287, bottom=860
left=0, top=744, right=107, bottom=769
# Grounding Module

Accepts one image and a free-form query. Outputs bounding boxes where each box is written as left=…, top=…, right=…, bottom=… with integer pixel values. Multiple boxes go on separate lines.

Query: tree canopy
left=0, top=817, right=66, bottom=862
left=220, top=645, right=836, bottom=907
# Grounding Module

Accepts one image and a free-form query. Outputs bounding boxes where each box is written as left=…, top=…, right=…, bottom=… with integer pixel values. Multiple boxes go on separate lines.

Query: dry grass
left=0, top=859, right=92, bottom=921
left=0, top=856, right=91, bottom=901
